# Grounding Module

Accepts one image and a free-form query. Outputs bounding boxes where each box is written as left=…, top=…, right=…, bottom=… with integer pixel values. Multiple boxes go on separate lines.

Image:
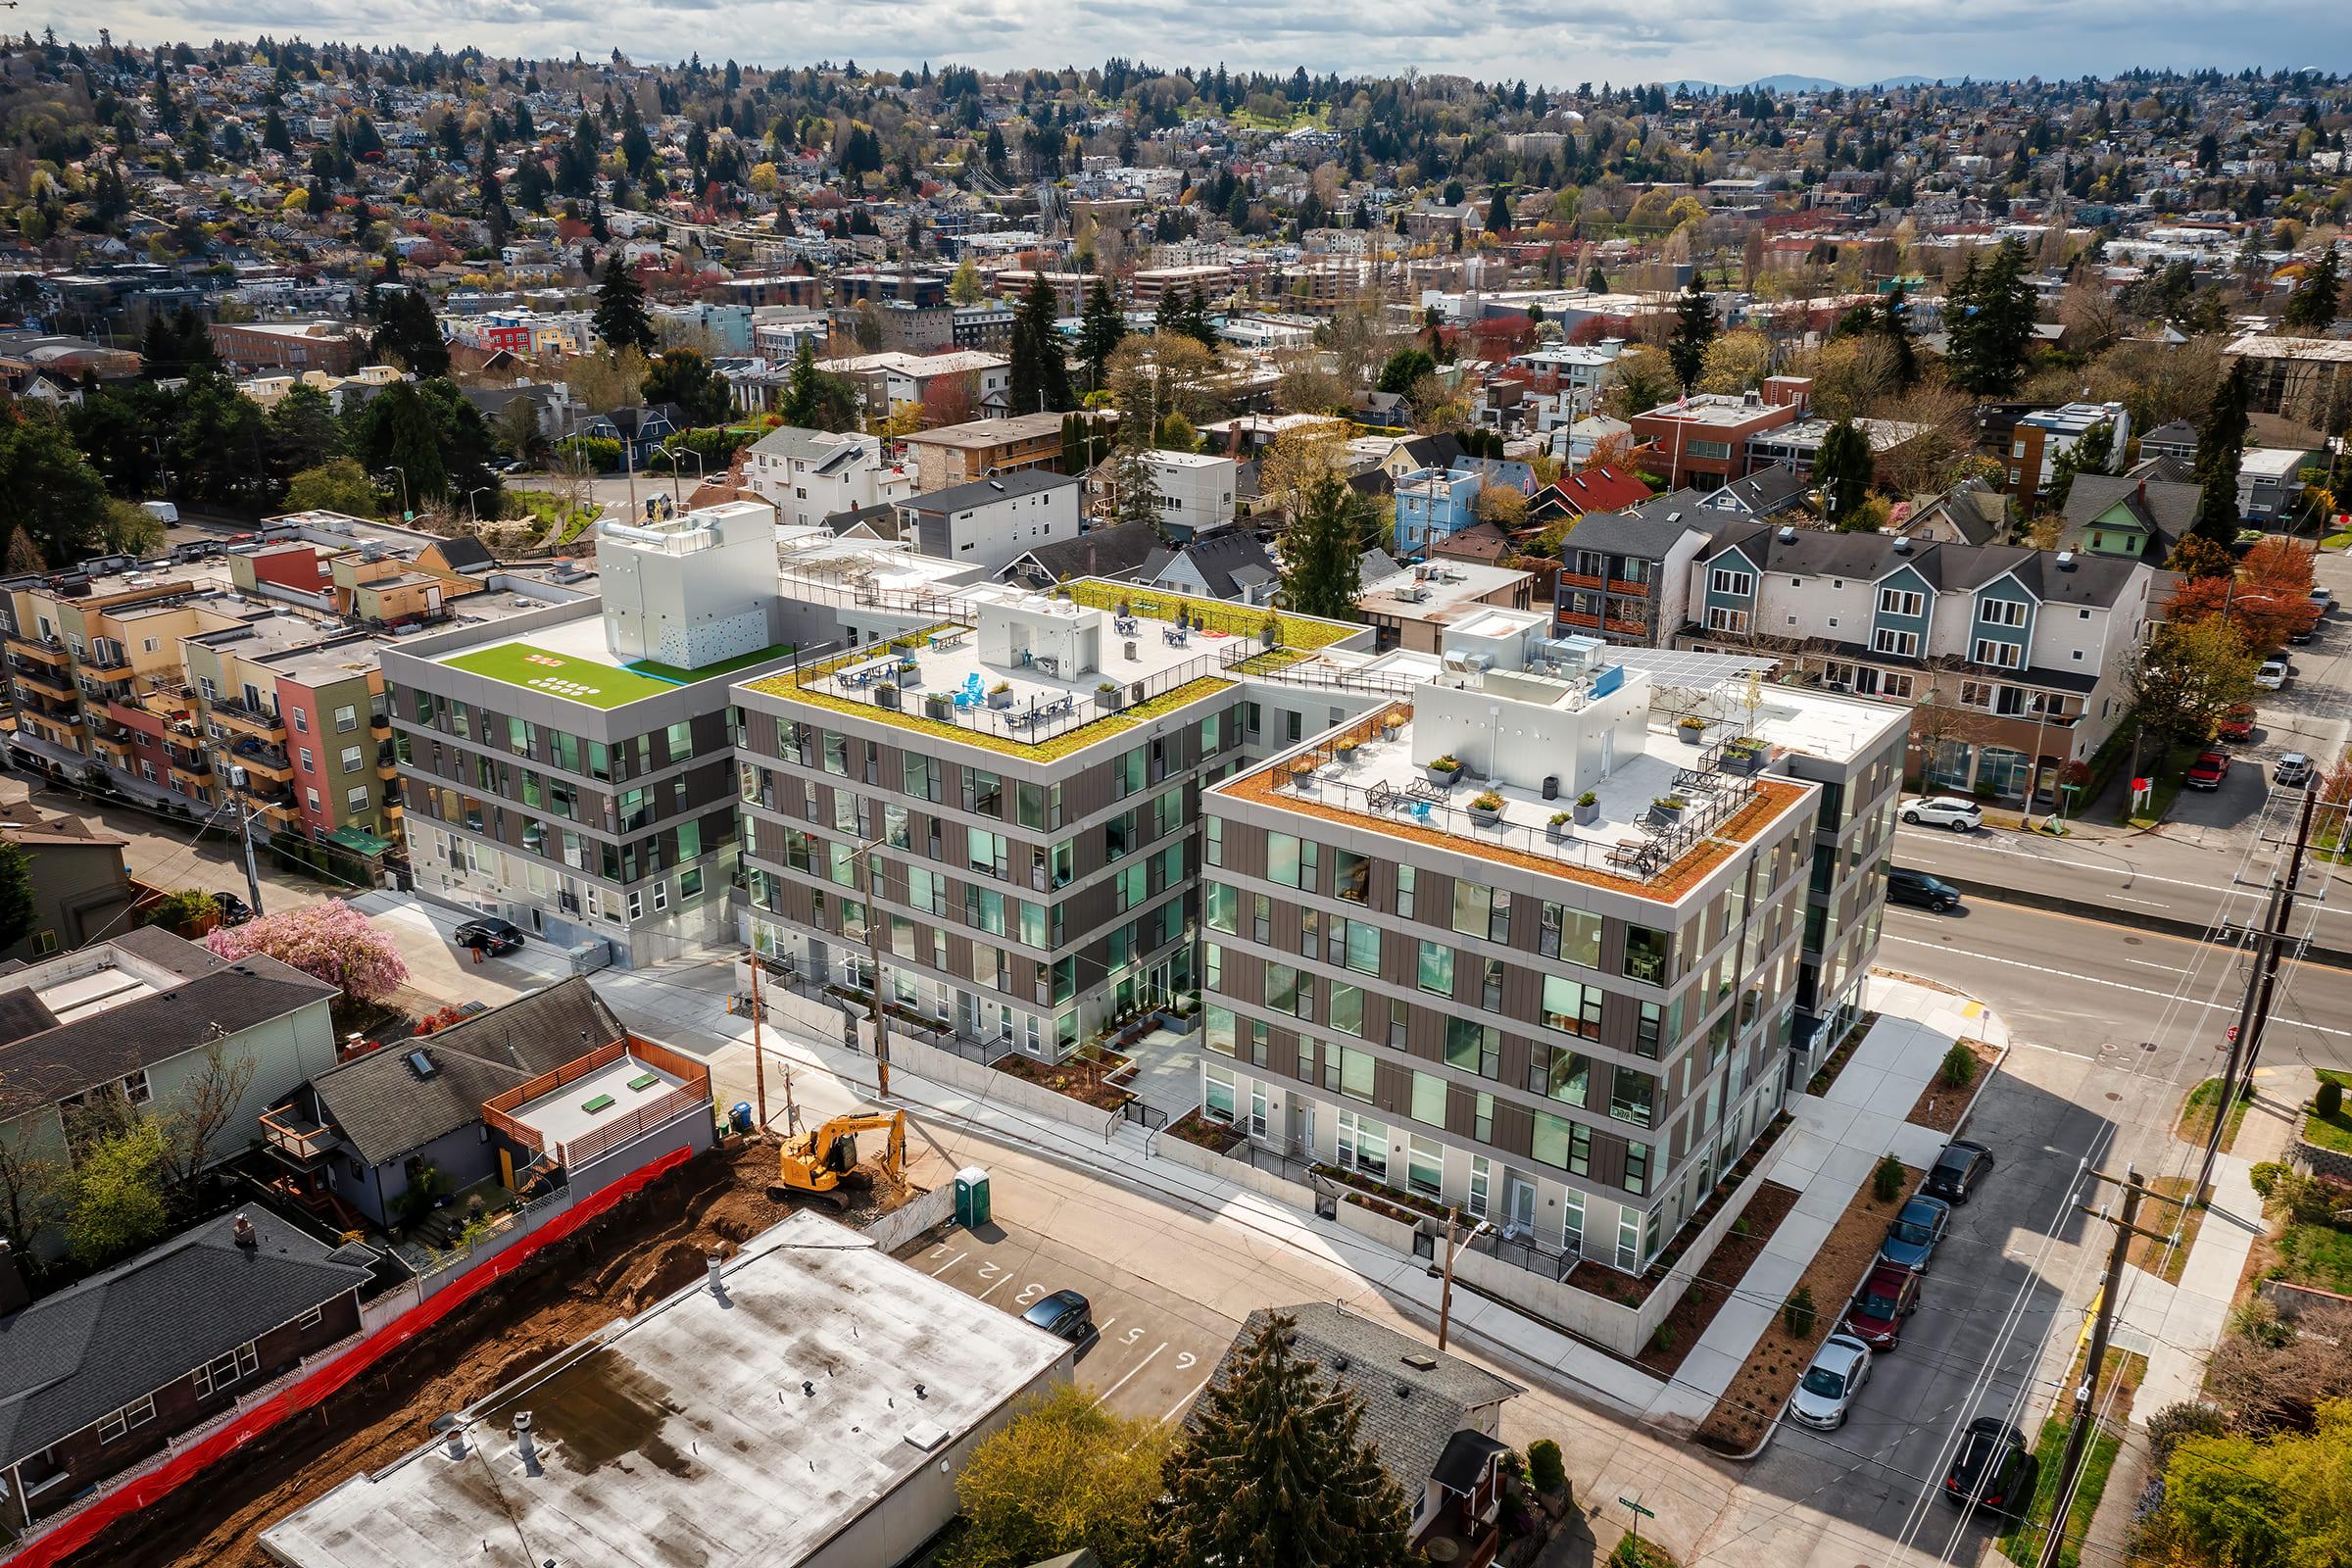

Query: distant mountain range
left=1679, top=74, right=1937, bottom=93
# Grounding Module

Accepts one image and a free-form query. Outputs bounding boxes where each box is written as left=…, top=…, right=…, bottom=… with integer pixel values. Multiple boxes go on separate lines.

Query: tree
left=156, top=1028, right=257, bottom=1186
left=1079, top=279, right=1127, bottom=391
left=373, top=287, right=450, bottom=376
left=267, top=381, right=344, bottom=477
left=948, top=257, right=984, bottom=306
left=780, top=339, right=858, bottom=432
left=2167, top=540, right=2323, bottom=649
left=1696, top=328, right=1770, bottom=395
left=283, top=459, right=382, bottom=516
left=1280, top=470, right=1370, bottom=621
left=593, top=253, right=655, bottom=355
left=564, top=345, right=651, bottom=416
left=0, top=408, right=115, bottom=566
left=2041, top=419, right=2113, bottom=514
left=1666, top=279, right=1717, bottom=391
left=2145, top=1397, right=2352, bottom=1568
left=1600, top=353, right=1678, bottom=420
left=1008, top=273, right=1073, bottom=415
left=1108, top=439, right=1164, bottom=533
left=948, top=1386, right=1166, bottom=1568
left=1815, top=419, right=1876, bottom=526
left=0, top=840, right=34, bottom=953
left=2190, top=360, right=2252, bottom=548
left=0, top=1081, right=63, bottom=1256
left=1148, top=1311, right=1414, bottom=1568
left=2283, top=248, right=2341, bottom=334
left=1106, top=334, right=1224, bottom=435
left=1258, top=421, right=1351, bottom=518
left=65, top=1117, right=169, bottom=1267
left=203, top=899, right=410, bottom=1004
left=1485, top=187, right=1513, bottom=234
left=1944, top=241, right=2036, bottom=397
left=1376, top=347, right=1435, bottom=396
left=2130, top=615, right=2260, bottom=760
left=643, top=350, right=733, bottom=427
left=1877, top=284, right=1920, bottom=393
left=349, top=382, right=449, bottom=505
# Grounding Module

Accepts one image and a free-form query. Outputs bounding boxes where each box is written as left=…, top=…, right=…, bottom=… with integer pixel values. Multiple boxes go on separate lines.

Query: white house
left=746, top=426, right=914, bottom=529
left=1140, top=452, right=1239, bottom=541
left=899, top=470, right=1084, bottom=573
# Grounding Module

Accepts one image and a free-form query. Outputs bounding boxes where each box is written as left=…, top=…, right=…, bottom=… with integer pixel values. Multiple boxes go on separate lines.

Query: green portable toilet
left=954, top=1165, right=991, bottom=1227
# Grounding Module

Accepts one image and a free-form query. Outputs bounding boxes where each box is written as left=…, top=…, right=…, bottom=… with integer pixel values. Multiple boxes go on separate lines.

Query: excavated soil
left=64, top=1140, right=899, bottom=1568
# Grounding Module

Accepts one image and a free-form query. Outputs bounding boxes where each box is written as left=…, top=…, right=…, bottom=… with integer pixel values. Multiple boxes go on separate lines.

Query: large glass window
left=1203, top=1005, right=1236, bottom=1056
left=1338, top=1046, right=1375, bottom=1102
left=1610, top=1069, right=1657, bottom=1128
left=1410, top=1072, right=1448, bottom=1128
left=1265, top=963, right=1300, bottom=1017
left=1542, top=974, right=1601, bottom=1037
left=1446, top=1018, right=1499, bottom=1080
left=1417, top=940, right=1454, bottom=997
left=903, top=753, right=941, bottom=801
left=1407, top=1133, right=1443, bottom=1197
left=1622, top=924, right=1670, bottom=984
left=1541, top=902, right=1602, bottom=966
left=1330, top=982, right=1364, bottom=1038
left=1532, top=1111, right=1592, bottom=1174
left=1536, top=1046, right=1589, bottom=1106
left=1333, top=848, right=1370, bottom=904
left=1204, top=1064, right=1237, bottom=1123
left=1625, top=1141, right=1651, bottom=1196
left=1451, top=881, right=1491, bottom=939
left=1344, top=919, right=1382, bottom=975
left=1204, top=881, right=1238, bottom=934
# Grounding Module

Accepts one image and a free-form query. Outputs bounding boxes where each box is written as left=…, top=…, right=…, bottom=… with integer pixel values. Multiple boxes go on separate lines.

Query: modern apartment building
left=382, top=502, right=796, bottom=965
left=1629, top=379, right=1811, bottom=491
left=1685, top=526, right=2157, bottom=804
left=902, top=413, right=1066, bottom=492
left=1552, top=500, right=1720, bottom=648
left=897, top=471, right=1084, bottom=575
left=730, top=584, right=1373, bottom=1061
left=2001, top=401, right=2131, bottom=511
left=1194, top=613, right=1903, bottom=1330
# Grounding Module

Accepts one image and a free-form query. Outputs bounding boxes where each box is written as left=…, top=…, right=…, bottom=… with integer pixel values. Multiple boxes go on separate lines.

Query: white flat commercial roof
left=509, top=1053, right=689, bottom=1152
left=260, top=1211, right=1071, bottom=1568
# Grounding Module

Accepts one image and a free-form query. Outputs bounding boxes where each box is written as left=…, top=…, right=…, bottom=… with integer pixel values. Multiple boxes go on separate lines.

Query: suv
left=453, top=916, right=525, bottom=956
left=1843, top=1261, right=1923, bottom=1348
left=1887, top=867, right=1963, bottom=913
left=1901, top=796, right=1983, bottom=833
left=1924, top=1138, right=1996, bottom=1204
left=2184, top=751, right=2231, bottom=790
left=1944, top=1417, right=2037, bottom=1517
left=2277, top=753, right=2314, bottom=790
left=1021, top=1289, right=1099, bottom=1350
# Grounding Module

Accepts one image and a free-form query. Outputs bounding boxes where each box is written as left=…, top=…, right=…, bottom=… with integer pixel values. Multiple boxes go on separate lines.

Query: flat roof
left=258, top=1211, right=1071, bottom=1568
left=509, top=1052, right=690, bottom=1150
left=433, top=614, right=794, bottom=710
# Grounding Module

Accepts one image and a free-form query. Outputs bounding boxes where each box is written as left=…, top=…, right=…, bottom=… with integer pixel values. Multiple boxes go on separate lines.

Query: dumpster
left=954, top=1165, right=991, bottom=1227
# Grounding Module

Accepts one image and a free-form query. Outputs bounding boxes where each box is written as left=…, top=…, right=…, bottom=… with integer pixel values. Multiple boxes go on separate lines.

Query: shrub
left=2144, top=1401, right=2230, bottom=1467
left=1431, top=754, right=1461, bottom=770
left=2250, top=1160, right=2286, bottom=1199
left=1784, top=1284, right=1817, bottom=1338
left=1873, top=1153, right=1905, bottom=1203
left=2320, top=1079, right=2345, bottom=1120
left=1471, top=791, right=1504, bottom=810
left=1939, top=1042, right=1979, bottom=1089
left=1651, top=1322, right=1675, bottom=1353
left=1578, top=790, right=1598, bottom=807
left=1526, top=1438, right=1566, bottom=1495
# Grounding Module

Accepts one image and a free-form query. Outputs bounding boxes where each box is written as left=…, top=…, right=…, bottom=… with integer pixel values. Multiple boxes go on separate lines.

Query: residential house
left=745, top=427, right=914, bottom=531
left=1684, top=527, right=2158, bottom=803
left=0, top=795, right=133, bottom=962
left=999, top=524, right=1164, bottom=594
left=2139, top=419, right=2199, bottom=465
left=1524, top=467, right=1653, bottom=528
left=898, top=471, right=1084, bottom=575
left=2225, top=332, right=2352, bottom=420
left=820, top=351, right=1010, bottom=420
left=206, top=319, right=366, bottom=376
left=2240, top=446, right=2320, bottom=525
left=1205, top=1306, right=1520, bottom=1567
left=1553, top=494, right=1721, bottom=648
left=1143, top=532, right=1281, bottom=608
left=1698, top=463, right=1812, bottom=520
left=0, top=1208, right=371, bottom=1532
left=1395, top=466, right=1486, bottom=559
left=580, top=404, right=686, bottom=468
left=1135, top=452, right=1239, bottom=542
left=1999, top=402, right=2132, bottom=511
left=1356, top=560, right=1536, bottom=653
left=903, top=413, right=1067, bottom=492
left=1895, top=477, right=2011, bottom=547
left=1629, top=380, right=1811, bottom=491
left=2058, top=463, right=2199, bottom=563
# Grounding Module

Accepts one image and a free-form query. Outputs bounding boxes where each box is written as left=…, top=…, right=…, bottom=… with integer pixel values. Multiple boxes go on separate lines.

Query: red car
left=2184, top=751, right=2232, bottom=791
left=2216, top=707, right=2256, bottom=744
left=1844, top=1261, right=1922, bottom=1348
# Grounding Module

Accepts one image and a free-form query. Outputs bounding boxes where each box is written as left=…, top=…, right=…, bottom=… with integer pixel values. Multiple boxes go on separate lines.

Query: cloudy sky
left=57, top=0, right=2350, bottom=89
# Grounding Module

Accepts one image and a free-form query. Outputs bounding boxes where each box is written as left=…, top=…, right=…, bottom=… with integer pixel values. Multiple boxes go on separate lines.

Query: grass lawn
left=628, top=643, right=800, bottom=685
left=555, top=508, right=600, bottom=547
left=2177, top=1077, right=2255, bottom=1152
left=2275, top=1217, right=2352, bottom=1294
left=2124, top=1175, right=2203, bottom=1286
left=2301, top=1070, right=2352, bottom=1154
left=509, top=489, right=601, bottom=541
left=2323, top=529, right=2352, bottom=550
left=2118, top=741, right=2201, bottom=828
left=1997, top=1348, right=2145, bottom=1568
left=441, top=641, right=678, bottom=709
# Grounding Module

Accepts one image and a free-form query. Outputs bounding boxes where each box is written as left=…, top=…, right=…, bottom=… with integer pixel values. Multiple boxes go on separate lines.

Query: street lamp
left=466, top=486, right=498, bottom=527
left=655, top=441, right=705, bottom=509
left=379, top=466, right=410, bottom=520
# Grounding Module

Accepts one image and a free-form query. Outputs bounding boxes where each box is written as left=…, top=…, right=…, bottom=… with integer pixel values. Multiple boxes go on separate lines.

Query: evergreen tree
left=1584, top=263, right=1607, bottom=292
left=1148, top=1311, right=1413, bottom=1568
left=1278, top=471, right=1371, bottom=622
left=2043, top=419, right=2114, bottom=514
left=781, top=338, right=822, bottom=426
left=1815, top=418, right=1876, bottom=527
left=350, top=381, right=449, bottom=507
left=373, top=287, right=450, bottom=376
left=2282, top=247, right=2341, bottom=333
left=1485, top=187, right=1512, bottom=234
left=1879, top=284, right=1919, bottom=393
left=593, top=253, right=655, bottom=355
left=1176, top=288, right=1218, bottom=349
left=1666, top=278, right=1716, bottom=391
left=1944, top=240, right=2035, bottom=397
left=1080, top=278, right=1127, bottom=390
left=1008, top=273, right=1072, bottom=416
left=1108, top=438, right=1163, bottom=533
left=2189, top=361, right=2251, bottom=548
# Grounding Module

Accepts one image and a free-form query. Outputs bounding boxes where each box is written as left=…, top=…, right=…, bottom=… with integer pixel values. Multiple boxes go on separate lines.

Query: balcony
left=10, top=663, right=77, bottom=703
left=90, top=727, right=135, bottom=761
left=213, top=700, right=287, bottom=741
left=228, top=739, right=294, bottom=782
left=1556, top=570, right=1605, bottom=591
left=260, top=1104, right=338, bottom=1166
left=168, top=753, right=212, bottom=787
left=82, top=647, right=133, bottom=679
left=4, top=634, right=68, bottom=667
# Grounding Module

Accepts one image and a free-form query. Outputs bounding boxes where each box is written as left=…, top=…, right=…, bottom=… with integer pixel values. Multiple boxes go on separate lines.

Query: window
left=1204, top=1063, right=1237, bottom=1123
left=291, top=707, right=309, bottom=733
left=1407, top=1134, right=1443, bottom=1198
left=345, top=786, right=369, bottom=812
left=1705, top=606, right=1751, bottom=634
left=903, top=753, right=941, bottom=802
left=339, top=745, right=363, bottom=772
left=1410, top=1072, right=1448, bottom=1128
left=1203, top=815, right=1222, bottom=867
left=1979, top=598, right=2028, bottom=627
left=1204, top=881, right=1238, bottom=934
left=1266, top=832, right=1306, bottom=889
left=1452, top=881, right=1507, bottom=941
left=1625, top=1141, right=1651, bottom=1196
left=1535, top=1044, right=1589, bottom=1105
left=299, top=748, right=315, bottom=773
left=1332, top=847, right=1370, bottom=904
left=1622, top=924, right=1670, bottom=984
left=1972, top=638, right=2024, bottom=668
left=193, top=1342, right=260, bottom=1397
left=1264, top=962, right=1301, bottom=1017
left=1541, top=975, right=1602, bottom=1037
left=1203, top=1005, right=1236, bottom=1056
left=1872, top=627, right=1920, bottom=658
left=296, top=1305, right=324, bottom=1331
left=332, top=704, right=358, bottom=731
left=1417, top=940, right=1454, bottom=997
left=1446, top=1018, right=1499, bottom=1080
left=1531, top=1111, right=1591, bottom=1175
left=1882, top=672, right=1915, bottom=700
left=98, top=1396, right=158, bottom=1444
left=1708, top=566, right=1754, bottom=598
left=304, top=788, right=320, bottom=811
left=1877, top=587, right=1924, bottom=617
left=1395, top=865, right=1415, bottom=919
left=1610, top=1069, right=1657, bottom=1128
left=1539, top=903, right=1602, bottom=966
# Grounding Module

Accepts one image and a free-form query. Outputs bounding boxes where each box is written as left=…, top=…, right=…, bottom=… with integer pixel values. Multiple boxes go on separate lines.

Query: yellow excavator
left=772, top=1110, right=906, bottom=1208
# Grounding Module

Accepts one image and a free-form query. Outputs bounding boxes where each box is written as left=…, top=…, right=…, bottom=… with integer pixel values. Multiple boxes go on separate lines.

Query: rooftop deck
left=432, top=612, right=795, bottom=710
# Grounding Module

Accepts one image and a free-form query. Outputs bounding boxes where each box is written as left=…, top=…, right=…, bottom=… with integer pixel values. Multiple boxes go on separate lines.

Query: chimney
left=232, top=1213, right=259, bottom=1250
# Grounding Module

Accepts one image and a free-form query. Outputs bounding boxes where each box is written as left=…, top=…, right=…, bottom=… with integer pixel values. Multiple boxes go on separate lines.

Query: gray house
left=0, top=797, right=134, bottom=962
left=1143, top=531, right=1281, bottom=606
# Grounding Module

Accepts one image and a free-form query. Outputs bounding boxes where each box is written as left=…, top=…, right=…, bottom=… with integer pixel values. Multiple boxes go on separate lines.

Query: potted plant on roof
left=1546, top=808, right=1573, bottom=841
left=1425, top=754, right=1462, bottom=788
left=1288, top=757, right=1318, bottom=790
left=987, top=679, right=1015, bottom=710
left=1676, top=713, right=1707, bottom=746
left=1381, top=709, right=1405, bottom=742
left=924, top=692, right=956, bottom=721
left=1335, top=737, right=1360, bottom=765
left=1574, top=789, right=1600, bottom=826
left=1650, top=795, right=1689, bottom=825
left=1468, top=790, right=1505, bottom=827
left=875, top=679, right=902, bottom=710
left=1722, top=736, right=1765, bottom=775
left=1097, top=679, right=1124, bottom=711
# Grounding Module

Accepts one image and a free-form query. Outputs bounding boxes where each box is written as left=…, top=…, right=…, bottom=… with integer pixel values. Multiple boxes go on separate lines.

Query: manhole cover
left=2125, top=936, right=2143, bottom=946
left=2141, top=1042, right=2159, bottom=1052
left=2106, top=1093, right=2123, bottom=1102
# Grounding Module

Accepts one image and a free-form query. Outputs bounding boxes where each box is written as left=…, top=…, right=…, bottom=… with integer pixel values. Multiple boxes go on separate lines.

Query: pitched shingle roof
left=0, top=1207, right=371, bottom=1466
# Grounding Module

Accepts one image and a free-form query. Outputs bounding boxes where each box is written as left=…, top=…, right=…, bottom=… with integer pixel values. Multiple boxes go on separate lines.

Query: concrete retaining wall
left=861, top=1181, right=956, bottom=1256
left=2292, top=1115, right=2352, bottom=1183
left=1936, top=872, right=2352, bottom=970
left=1335, top=1194, right=1424, bottom=1255
left=888, top=1033, right=1116, bottom=1137
left=2260, top=1277, right=2352, bottom=1322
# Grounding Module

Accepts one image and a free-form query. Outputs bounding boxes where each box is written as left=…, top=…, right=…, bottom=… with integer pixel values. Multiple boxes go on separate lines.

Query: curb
left=1932, top=872, right=2352, bottom=970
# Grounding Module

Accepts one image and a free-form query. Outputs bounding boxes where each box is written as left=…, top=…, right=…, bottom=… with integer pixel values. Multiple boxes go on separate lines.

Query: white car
left=2255, top=658, right=2290, bottom=691
left=1901, top=796, right=1983, bottom=833
left=1789, top=1333, right=1874, bottom=1431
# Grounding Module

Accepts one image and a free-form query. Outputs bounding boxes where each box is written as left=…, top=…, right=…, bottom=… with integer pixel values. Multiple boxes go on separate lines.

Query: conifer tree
left=1278, top=471, right=1370, bottom=622
left=593, top=252, right=655, bottom=355
left=1667, top=278, right=1716, bottom=390
left=1008, top=273, right=1072, bottom=415
left=2189, top=361, right=2251, bottom=548
left=1080, top=278, right=1127, bottom=390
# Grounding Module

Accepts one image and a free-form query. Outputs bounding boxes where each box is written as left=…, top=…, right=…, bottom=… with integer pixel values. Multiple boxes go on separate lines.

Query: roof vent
left=904, top=1420, right=949, bottom=1452
left=1777, top=525, right=1797, bottom=543
left=406, top=1049, right=438, bottom=1080
left=1890, top=537, right=1912, bottom=555
left=231, top=1212, right=258, bottom=1249
left=2055, top=550, right=2076, bottom=569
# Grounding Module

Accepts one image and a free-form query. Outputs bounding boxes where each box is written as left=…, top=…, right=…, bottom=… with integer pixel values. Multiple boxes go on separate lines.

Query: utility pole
left=227, top=767, right=266, bottom=917
left=2193, top=781, right=2319, bottom=1202
left=2034, top=1165, right=2174, bottom=1568
left=1432, top=1206, right=1488, bottom=1351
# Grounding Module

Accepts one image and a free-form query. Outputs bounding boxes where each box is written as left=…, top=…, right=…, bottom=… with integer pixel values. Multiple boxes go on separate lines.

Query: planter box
left=1468, top=804, right=1503, bottom=827
left=1335, top=1193, right=1424, bottom=1255
left=1574, top=801, right=1599, bottom=826
left=924, top=695, right=956, bottom=721
left=1650, top=804, right=1685, bottom=827
left=986, top=690, right=1014, bottom=710
left=1678, top=726, right=1706, bottom=747
left=874, top=685, right=902, bottom=710
left=1546, top=819, right=1571, bottom=841
left=1097, top=688, right=1125, bottom=711
left=1427, top=763, right=1462, bottom=787
left=1721, top=749, right=1763, bottom=776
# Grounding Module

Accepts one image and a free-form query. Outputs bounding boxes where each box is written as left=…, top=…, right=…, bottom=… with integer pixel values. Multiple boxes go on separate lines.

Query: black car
left=1887, top=866, right=1963, bottom=913
left=453, top=916, right=524, bottom=956
left=1924, top=1138, right=1995, bottom=1204
left=1021, top=1289, right=1098, bottom=1351
left=212, top=891, right=253, bottom=926
left=1944, top=1416, right=2036, bottom=1516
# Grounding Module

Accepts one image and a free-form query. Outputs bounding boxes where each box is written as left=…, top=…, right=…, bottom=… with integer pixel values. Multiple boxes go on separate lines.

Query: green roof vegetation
left=628, top=643, right=799, bottom=684
left=442, top=641, right=677, bottom=709
left=1060, top=579, right=1358, bottom=652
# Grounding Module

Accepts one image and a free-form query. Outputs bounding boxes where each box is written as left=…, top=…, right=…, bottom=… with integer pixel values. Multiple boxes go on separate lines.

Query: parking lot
left=902, top=1223, right=1238, bottom=1423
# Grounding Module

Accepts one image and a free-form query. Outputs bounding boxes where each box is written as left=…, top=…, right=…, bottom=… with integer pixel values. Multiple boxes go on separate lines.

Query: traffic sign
left=1618, top=1497, right=1656, bottom=1519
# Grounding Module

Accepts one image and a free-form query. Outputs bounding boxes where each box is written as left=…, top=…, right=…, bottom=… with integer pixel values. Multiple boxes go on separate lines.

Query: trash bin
left=729, top=1102, right=755, bottom=1135
left=954, top=1165, right=991, bottom=1228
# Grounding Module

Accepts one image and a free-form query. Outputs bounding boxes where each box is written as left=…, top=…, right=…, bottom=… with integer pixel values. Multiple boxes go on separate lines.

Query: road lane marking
left=1093, top=1342, right=1165, bottom=1407
left=928, top=1250, right=966, bottom=1276
left=1880, top=934, right=2352, bottom=1040
left=1156, top=1371, right=1216, bottom=1426
left=975, top=1271, right=1011, bottom=1300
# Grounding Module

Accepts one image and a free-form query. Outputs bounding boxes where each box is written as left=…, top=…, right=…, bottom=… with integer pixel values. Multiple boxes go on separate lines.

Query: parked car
left=2312, top=586, right=2334, bottom=616
left=1021, top=1289, right=1099, bottom=1350
left=1880, top=1195, right=1954, bottom=1272
left=1843, top=1261, right=1923, bottom=1349
left=1944, top=1417, right=2037, bottom=1517
left=1924, top=1138, right=1996, bottom=1204
left=453, top=916, right=525, bottom=956
left=1788, top=1334, right=1874, bottom=1430
left=2255, top=657, right=2291, bottom=691
left=1887, top=867, right=1963, bottom=914
left=2276, top=752, right=2314, bottom=789
left=1901, top=796, right=1983, bottom=833
left=2216, top=705, right=2257, bottom=744
left=2184, top=750, right=2232, bottom=790
left=212, top=891, right=253, bottom=926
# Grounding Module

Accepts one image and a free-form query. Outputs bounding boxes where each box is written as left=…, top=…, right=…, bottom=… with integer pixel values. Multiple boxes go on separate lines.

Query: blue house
left=1394, top=466, right=1486, bottom=558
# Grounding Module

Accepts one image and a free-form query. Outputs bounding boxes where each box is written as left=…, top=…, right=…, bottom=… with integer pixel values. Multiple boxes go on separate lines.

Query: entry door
left=1503, top=1173, right=1537, bottom=1237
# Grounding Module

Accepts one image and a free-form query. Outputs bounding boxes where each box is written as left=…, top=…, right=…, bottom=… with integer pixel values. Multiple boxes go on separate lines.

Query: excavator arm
left=774, top=1110, right=906, bottom=1206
